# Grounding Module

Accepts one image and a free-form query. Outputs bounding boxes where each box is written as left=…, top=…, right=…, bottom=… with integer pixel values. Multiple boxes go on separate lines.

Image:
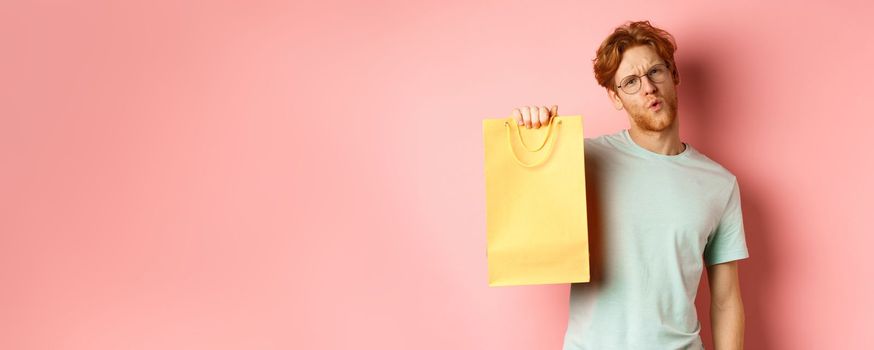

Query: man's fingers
left=538, top=106, right=550, bottom=127
left=511, top=108, right=523, bottom=125
left=521, top=106, right=532, bottom=129
left=512, top=105, right=558, bottom=129
left=528, top=106, right=540, bottom=128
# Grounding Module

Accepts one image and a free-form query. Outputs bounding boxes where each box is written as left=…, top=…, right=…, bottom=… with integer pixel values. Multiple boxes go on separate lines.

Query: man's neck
left=627, top=124, right=685, bottom=156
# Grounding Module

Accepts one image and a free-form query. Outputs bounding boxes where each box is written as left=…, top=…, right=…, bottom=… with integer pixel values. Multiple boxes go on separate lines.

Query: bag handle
left=503, top=117, right=563, bottom=168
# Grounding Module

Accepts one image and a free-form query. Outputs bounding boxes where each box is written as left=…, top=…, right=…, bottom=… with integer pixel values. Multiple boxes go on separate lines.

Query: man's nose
left=641, top=76, right=658, bottom=94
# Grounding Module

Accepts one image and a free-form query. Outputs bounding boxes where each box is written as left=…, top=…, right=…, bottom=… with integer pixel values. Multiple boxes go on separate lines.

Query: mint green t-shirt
left=562, top=129, right=750, bottom=350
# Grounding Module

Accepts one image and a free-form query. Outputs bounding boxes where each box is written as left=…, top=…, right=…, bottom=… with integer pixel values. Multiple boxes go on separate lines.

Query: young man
left=510, top=21, right=749, bottom=349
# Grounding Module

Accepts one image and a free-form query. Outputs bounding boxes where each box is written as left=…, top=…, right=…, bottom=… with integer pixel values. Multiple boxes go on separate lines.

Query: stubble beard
left=629, top=95, right=679, bottom=132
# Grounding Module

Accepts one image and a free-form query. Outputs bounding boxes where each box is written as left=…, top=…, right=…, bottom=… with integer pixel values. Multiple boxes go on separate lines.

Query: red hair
left=593, top=20, right=680, bottom=92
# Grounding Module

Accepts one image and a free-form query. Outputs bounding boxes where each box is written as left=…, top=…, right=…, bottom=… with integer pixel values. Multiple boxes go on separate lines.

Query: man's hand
left=511, top=105, right=559, bottom=129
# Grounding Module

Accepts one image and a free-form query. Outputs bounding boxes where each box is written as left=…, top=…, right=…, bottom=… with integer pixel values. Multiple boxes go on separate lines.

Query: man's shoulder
left=583, top=130, right=624, bottom=151
left=582, top=132, right=625, bottom=164
left=686, top=146, right=739, bottom=184
left=584, top=129, right=623, bottom=143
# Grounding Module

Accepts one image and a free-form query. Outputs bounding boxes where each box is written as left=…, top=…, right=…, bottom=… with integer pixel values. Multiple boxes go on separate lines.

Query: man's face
left=607, top=45, right=679, bottom=132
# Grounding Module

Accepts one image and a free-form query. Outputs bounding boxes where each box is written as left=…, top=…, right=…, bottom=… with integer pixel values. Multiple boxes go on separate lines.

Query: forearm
left=710, top=299, right=745, bottom=350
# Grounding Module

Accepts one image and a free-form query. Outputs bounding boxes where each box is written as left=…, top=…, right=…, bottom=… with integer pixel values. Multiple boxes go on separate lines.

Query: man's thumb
left=550, top=105, right=558, bottom=117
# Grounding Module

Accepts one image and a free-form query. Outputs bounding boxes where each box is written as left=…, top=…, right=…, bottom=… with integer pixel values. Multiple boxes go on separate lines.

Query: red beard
left=629, top=96, right=678, bottom=132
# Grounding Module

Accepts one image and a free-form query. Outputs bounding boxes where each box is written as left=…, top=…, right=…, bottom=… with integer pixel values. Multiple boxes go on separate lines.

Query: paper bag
left=482, top=115, right=589, bottom=286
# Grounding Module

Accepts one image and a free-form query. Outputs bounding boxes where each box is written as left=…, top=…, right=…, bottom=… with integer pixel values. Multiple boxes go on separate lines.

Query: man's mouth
left=648, top=99, right=662, bottom=111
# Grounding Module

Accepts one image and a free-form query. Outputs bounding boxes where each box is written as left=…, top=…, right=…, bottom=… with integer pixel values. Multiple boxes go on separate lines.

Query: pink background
left=2, top=0, right=872, bottom=349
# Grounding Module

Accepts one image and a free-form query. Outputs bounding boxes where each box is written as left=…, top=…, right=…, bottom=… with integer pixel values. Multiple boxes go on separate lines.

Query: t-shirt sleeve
left=703, top=178, right=750, bottom=266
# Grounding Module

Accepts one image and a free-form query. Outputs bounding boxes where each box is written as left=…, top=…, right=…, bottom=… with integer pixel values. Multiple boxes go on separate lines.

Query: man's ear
left=607, top=88, right=624, bottom=110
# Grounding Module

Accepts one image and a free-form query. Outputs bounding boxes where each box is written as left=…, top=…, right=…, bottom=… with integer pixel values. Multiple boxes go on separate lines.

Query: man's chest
left=592, top=160, right=726, bottom=240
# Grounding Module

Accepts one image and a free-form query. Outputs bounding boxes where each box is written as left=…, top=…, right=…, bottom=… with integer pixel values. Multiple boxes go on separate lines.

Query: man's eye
left=623, top=78, right=638, bottom=87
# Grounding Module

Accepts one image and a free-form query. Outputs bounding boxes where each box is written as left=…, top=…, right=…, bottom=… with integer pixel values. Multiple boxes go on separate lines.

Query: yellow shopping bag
left=482, top=115, right=589, bottom=286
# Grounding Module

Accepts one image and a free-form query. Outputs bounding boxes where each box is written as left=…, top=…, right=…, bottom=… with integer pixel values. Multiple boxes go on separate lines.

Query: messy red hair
left=593, top=20, right=680, bottom=92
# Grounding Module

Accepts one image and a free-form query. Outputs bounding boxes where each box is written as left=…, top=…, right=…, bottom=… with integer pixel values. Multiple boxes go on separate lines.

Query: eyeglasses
left=616, top=63, right=670, bottom=94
